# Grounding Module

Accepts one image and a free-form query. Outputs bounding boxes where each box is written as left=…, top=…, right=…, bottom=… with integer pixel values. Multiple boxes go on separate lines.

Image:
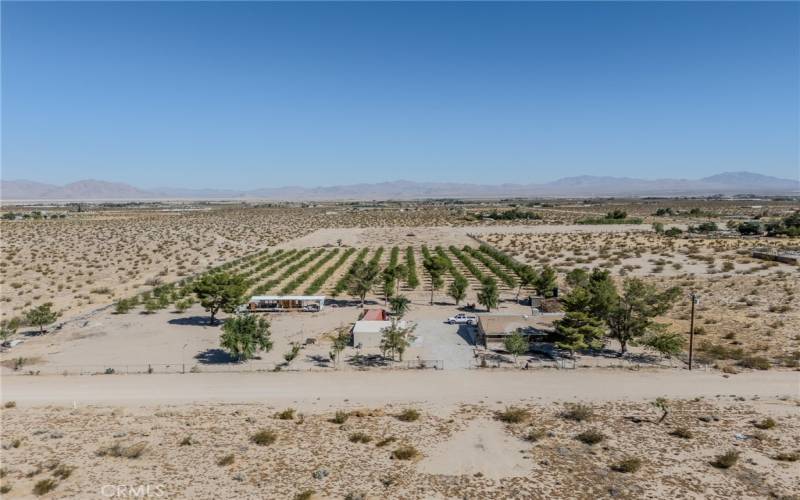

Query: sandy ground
left=275, top=224, right=654, bottom=249
left=2, top=370, right=797, bottom=409
left=1, top=397, right=798, bottom=499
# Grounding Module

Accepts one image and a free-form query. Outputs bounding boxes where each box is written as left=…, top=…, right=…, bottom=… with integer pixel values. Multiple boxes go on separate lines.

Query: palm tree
left=389, top=295, right=411, bottom=319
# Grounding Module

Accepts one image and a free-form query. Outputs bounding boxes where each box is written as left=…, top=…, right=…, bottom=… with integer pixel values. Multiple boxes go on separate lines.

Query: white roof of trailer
left=249, top=295, right=325, bottom=302
left=352, top=320, right=405, bottom=334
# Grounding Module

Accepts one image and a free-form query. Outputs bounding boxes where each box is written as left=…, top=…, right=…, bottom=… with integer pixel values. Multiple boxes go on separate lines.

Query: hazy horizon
left=2, top=2, right=798, bottom=189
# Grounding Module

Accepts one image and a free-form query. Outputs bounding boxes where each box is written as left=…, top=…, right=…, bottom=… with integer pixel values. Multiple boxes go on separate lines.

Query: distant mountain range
left=1, top=172, right=797, bottom=201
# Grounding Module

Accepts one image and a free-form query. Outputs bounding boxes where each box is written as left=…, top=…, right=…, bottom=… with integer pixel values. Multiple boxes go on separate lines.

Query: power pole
left=688, top=292, right=699, bottom=371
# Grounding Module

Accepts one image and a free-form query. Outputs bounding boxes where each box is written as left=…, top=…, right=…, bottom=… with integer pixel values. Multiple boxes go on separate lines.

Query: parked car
left=447, top=313, right=477, bottom=325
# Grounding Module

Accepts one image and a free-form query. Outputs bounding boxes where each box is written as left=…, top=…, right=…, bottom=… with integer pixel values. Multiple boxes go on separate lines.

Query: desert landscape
left=2, top=1, right=799, bottom=498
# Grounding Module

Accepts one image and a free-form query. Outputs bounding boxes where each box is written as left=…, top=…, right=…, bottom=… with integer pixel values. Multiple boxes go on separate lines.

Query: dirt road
left=3, top=369, right=797, bottom=412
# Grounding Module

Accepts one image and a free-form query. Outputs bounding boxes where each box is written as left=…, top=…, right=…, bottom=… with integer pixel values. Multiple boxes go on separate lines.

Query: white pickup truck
left=447, top=313, right=478, bottom=325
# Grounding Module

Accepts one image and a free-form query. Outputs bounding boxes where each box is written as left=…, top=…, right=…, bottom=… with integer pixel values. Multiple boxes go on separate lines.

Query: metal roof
left=249, top=295, right=325, bottom=301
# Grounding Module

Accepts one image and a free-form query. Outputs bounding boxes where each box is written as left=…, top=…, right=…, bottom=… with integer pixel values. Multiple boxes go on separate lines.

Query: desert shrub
left=294, top=490, right=316, bottom=500
left=217, top=454, right=235, bottom=466
left=753, top=417, right=776, bottom=430
left=275, top=408, right=295, bottom=420
left=495, top=406, right=529, bottom=424
left=710, top=450, right=740, bottom=469
left=525, top=428, right=547, bottom=442
left=349, top=432, right=372, bottom=444
left=739, top=356, right=771, bottom=370
left=33, top=479, right=57, bottom=496
left=575, top=429, right=605, bottom=445
left=97, top=441, right=147, bottom=459
left=611, top=457, right=642, bottom=473
left=669, top=427, right=693, bottom=439
left=376, top=436, right=397, bottom=447
left=52, top=464, right=74, bottom=480
left=251, top=429, right=277, bottom=446
left=772, top=451, right=799, bottom=462
left=330, top=410, right=349, bottom=424
left=561, top=403, right=593, bottom=422
left=391, top=445, right=419, bottom=460
left=0, top=484, right=11, bottom=494
left=396, top=409, right=420, bottom=422
left=4, top=401, right=16, bottom=409
left=179, top=435, right=193, bottom=446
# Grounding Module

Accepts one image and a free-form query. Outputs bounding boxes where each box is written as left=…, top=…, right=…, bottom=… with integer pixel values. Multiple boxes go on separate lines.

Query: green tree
left=447, top=275, right=468, bottom=305
left=389, top=295, right=411, bottom=319
left=193, top=272, right=247, bottom=324
left=25, top=303, right=59, bottom=335
left=641, top=331, right=684, bottom=358
left=220, top=314, right=273, bottom=361
left=330, top=328, right=351, bottom=365
left=381, top=265, right=399, bottom=305
left=0, top=317, right=21, bottom=344
left=422, top=255, right=447, bottom=305
left=652, top=222, right=665, bottom=234
left=606, top=278, right=680, bottom=355
left=736, top=221, right=762, bottom=236
left=565, top=268, right=590, bottom=289
left=515, top=265, right=538, bottom=301
left=346, top=260, right=381, bottom=308
left=503, top=330, right=528, bottom=366
left=477, top=277, right=499, bottom=312
left=555, top=283, right=606, bottom=356
left=380, top=319, right=416, bottom=361
left=533, top=266, right=557, bottom=298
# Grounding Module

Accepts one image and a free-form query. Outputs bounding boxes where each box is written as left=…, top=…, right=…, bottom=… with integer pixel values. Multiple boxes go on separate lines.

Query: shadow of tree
left=306, top=354, right=331, bottom=367
left=194, top=348, right=236, bottom=364
left=345, top=354, right=390, bottom=367
left=168, top=316, right=213, bottom=327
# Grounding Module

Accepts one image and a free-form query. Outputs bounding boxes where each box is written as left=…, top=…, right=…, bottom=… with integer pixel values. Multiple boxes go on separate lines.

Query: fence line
left=2, top=359, right=446, bottom=377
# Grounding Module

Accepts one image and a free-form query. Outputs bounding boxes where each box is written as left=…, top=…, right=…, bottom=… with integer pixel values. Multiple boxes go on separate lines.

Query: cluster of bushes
left=281, top=249, right=339, bottom=294
left=765, top=211, right=800, bottom=237
left=481, top=208, right=543, bottom=221
left=577, top=210, right=642, bottom=225
left=688, top=222, right=719, bottom=234
left=250, top=250, right=308, bottom=293
left=304, top=248, right=355, bottom=294
left=434, top=246, right=466, bottom=282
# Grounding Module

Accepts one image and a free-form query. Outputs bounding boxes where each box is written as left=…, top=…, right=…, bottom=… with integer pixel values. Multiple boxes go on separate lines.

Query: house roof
left=249, top=295, right=325, bottom=302
left=361, top=309, right=389, bottom=321
left=352, top=319, right=405, bottom=334
left=477, top=314, right=559, bottom=336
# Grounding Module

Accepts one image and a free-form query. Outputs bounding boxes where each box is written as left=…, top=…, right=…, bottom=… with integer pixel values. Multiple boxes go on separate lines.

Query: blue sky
left=2, top=2, right=798, bottom=189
